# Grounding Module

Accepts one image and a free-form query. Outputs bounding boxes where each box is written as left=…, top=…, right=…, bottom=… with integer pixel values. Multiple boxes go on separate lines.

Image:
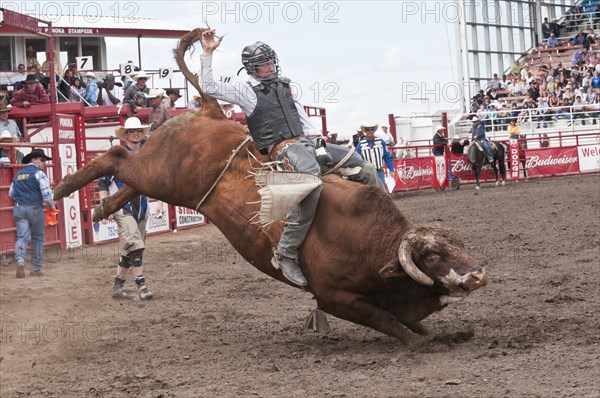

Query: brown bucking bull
left=53, top=30, right=487, bottom=343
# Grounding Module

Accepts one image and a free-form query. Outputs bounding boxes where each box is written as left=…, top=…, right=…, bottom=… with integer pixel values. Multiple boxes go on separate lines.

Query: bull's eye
left=425, top=254, right=441, bottom=263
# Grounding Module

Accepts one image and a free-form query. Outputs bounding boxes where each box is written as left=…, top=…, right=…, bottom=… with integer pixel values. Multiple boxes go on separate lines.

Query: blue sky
left=104, top=1, right=461, bottom=137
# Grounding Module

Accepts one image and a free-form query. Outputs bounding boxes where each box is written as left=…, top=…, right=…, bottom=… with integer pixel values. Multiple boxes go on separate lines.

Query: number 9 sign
left=159, top=68, right=173, bottom=80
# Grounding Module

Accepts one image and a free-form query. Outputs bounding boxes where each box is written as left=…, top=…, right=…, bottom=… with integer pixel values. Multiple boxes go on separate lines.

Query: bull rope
left=194, top=136, right=252, bottom=212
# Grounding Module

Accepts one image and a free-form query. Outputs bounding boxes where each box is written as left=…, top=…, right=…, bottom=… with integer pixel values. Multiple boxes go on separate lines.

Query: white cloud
left=382, top=44, right=408, bottom=70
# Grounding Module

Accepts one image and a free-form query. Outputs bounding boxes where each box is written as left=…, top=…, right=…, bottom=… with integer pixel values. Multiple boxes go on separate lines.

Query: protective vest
left=359, top=138, right=385, bottom=170
left=246, top=78, right=304, bottom=152
left=10, top=164, right=43, bottom=206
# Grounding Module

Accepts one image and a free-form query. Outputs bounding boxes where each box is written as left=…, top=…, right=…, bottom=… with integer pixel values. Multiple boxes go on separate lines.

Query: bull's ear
left=378, top=260, right=405, bottom=279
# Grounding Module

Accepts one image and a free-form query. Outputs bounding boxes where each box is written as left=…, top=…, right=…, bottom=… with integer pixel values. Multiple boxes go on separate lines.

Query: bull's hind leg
left=54, top=146, right=133, bottom=200
left=93, top=185, right=140, bottom=222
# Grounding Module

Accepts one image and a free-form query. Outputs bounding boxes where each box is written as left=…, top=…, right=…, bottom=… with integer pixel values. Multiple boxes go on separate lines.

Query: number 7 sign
left=76, top=56, right=93, bottom=71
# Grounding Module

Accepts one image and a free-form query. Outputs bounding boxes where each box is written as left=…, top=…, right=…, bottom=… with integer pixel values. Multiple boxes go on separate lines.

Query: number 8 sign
left=120, top=62, right=135, bottom=76
left=159, top=68, right=173, bottom=79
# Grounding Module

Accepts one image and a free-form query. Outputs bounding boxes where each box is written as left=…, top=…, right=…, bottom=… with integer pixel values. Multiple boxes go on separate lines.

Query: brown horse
left=53, top=29, right=488, bottom=342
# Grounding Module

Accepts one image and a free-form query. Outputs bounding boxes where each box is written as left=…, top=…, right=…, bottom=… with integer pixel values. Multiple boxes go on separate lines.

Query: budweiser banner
left=449, top=154, right=498, bottom=182
left=525, top=147, right=579, bottom=177
left=509, top=139, right=520, bottom=180
left=577, top=144, right=600, bottom=173
left=394, top=158, right=434, bottom=191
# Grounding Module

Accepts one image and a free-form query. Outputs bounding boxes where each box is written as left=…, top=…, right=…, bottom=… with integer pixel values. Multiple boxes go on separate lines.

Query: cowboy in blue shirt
left=9, top=148, right=55, bottom=278
left=470, top=117, right=494, bottom=162
left=356, top=122, right=395, bottom=190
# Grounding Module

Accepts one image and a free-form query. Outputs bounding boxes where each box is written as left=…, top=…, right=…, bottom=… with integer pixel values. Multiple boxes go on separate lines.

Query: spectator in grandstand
left=548, top=91, right=561, bottom=110
left=40, top=50, right=63, bottom=82
left=164, top=88, right=182, bottom=109
left=25, top=46, right=40, bottom=73
left=376, top=125, right=395, bottom=148
left=573, top=48, right=588, bottom=67
left=8, top=64, right=27, bottom=90
left=542, top=17, right=553, bottom=39
left=0, top=103, right=22, bottom=141
left=0, top=130, right=24, bottom=165
left=546, top=76, right=557, bottom=93
left=507, top=118, right=521, bottom=139
left=535, top=97, right=551, bottom=128
left=572, top=30, right=588, bottom=46
left=432, top=125, right=447, bottom=156
left=83, top=72, right=98, bottom=106
left=573, top=94, right=588, bottom=125
left=58, top=68, right=76, bottom=102
left=356, top=122, right=395, bottom=187
left=10, top=75, right=50, bottom=108
left=487, top=73, right=502, bottom=93
left=99, top=117, right=155, bottom=300
left=470, top=117, right=493, bottom=162
left=592, top=71, right=600, bottom=89
left=587, top=88, right=599, bottom=124
left=70, top=78, right=86, bottom=102
left=131, top=92, right=146, bottom=114
left=547, top=33, right=559, bottom=47
left=450, top=135, right=469, bottom=155
left=562, top=84, right=575, bottom=101
left=511, top=60, right=524, bottom=77
left=9, top=148, right=55, bottom=278
left=123, top=71, right=150, bottom=113
left=517, top=102, right=533, bottom=125
left=582, top=70, right=593, bottom=93
left=584, top=33, right=596, bottom=51
left=555, top=98, right=573, bottom=125
left=146, top=89, right=170, bottom=136
left=97, top=73, right=122, bottom=106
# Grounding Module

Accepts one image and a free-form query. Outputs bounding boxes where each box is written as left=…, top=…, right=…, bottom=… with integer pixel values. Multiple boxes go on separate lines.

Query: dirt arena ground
left=1, top=174, right=598, bottom=398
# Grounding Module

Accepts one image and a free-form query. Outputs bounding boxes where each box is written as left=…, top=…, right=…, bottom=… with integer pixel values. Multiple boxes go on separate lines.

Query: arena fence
left=390, top=131, right=600, bottom=192
left=0, top=104, right=206, bottom=258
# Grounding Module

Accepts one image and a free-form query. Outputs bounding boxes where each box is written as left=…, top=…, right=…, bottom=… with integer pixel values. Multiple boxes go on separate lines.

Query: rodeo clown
left=198, top=29, right=383, bottom=287
left=356, top=122, right=396, bottom=189
left=98, top=117, right=160, bottom=300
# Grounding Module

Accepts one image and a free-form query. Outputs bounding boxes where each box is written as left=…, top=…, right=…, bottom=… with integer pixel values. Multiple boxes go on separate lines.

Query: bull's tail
left=174, top=28, right=205, bottom=95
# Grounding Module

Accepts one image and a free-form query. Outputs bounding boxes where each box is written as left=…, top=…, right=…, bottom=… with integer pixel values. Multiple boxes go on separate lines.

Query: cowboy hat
left=23, top=74, right=39, bottom=84
left=84, top=71, right=96, bottom=79
left=115, top=117, right=151, bottom=141
left=0, top=130, right=15, bottom=142
left=472, top=116, right=480, bottom=122
left=452, top=135, right=461, bottom=140
left=165, top=88, right=182, bottom=98
left=435, top=125, right=445, bottom=132
left=0, top=103, right=12, bottom=112
left=144, top=88, right=165, bottom=99
left=360, top=122, right=378, bottom=131
left=23, top=148, right=52, bottom=164
left=133, top=71, right=150, bottom=81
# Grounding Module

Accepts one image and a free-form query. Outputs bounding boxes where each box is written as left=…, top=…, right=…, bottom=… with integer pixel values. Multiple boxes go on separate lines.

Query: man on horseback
left=470, top=117, right=494, bottom=163
left=198, top=29, right=381, bottom=287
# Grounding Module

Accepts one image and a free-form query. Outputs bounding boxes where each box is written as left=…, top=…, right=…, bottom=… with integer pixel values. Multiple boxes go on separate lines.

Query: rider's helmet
left=241, top=42, right=280, bottom=83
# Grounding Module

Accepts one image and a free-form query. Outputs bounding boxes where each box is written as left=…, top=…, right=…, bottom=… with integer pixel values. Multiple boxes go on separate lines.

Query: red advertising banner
left=525, top=147, right=579, bottom=177
left=432, top=155, right=449, bottom=189
left=509, top=139, right=520, bottom=180
left=394, top=158, right=434, bottom=191
left=449, top=154, right=498, bottom=182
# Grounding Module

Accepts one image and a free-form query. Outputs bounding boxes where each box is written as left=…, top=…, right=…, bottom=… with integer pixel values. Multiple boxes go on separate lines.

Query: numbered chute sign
left=76, top=56, right=93, bottom=71
left=220, top=75, right=233, bottom=83
left=120, top=62, right=135, bottom=76
left=159, top=68, right=173, bottom=79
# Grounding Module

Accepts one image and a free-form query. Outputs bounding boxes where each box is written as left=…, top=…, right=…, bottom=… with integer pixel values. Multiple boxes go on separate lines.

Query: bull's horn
left=398, top=240, right=434, bottom=286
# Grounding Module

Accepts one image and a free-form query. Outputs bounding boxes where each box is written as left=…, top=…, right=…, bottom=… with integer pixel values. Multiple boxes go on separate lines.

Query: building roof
left=1, top=13, right=190, bottom=38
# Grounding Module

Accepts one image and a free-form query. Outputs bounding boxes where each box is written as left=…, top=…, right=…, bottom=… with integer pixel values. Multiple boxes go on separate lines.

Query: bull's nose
left=465, top=268, right=488, bottom=291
